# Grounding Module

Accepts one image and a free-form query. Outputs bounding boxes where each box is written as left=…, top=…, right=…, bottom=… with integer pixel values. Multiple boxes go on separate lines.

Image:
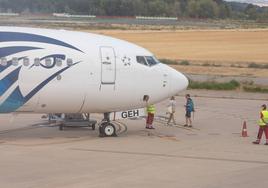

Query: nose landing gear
left=99, top=122, right=117, bottom=137
left=99, top=112, right=117, bottom=137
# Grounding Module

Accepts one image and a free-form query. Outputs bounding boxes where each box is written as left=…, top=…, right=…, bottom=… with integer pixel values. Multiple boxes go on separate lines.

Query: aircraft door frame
left=100, top=46, right=116, bottom=85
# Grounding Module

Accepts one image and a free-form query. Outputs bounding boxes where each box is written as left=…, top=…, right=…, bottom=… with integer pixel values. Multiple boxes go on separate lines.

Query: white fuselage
left=0, top=27, right=188, bottom=114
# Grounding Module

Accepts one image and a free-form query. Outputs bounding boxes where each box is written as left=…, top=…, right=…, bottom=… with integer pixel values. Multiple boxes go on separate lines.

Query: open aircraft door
left=100, top=47, right=116, bottom=84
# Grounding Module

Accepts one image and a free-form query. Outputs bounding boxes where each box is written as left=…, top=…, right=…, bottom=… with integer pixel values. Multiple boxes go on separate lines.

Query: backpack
left=187, top=98, right=194, bottom=112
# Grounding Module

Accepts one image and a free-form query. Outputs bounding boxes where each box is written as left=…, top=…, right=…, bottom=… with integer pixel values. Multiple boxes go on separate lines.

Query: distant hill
left=224, top=0, right=268, bottom=20
left=225, top=1, right=250, bottom=11
left=225, top=0, right=268, bottom=7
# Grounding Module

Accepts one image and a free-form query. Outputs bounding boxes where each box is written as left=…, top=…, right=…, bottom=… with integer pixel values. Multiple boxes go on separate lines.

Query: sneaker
left=145, top=127, right=150, bottom=129
left=149, top=127, right=155, bottom=129
left=189, top=125, right=193, bottom=128
left=252, top=141, right=260, bottom=144
left=184, top=124, right=188, bottom=127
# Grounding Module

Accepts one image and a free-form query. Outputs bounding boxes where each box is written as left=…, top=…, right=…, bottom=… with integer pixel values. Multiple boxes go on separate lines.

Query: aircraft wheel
left=99, top=122, right=116, bottom=137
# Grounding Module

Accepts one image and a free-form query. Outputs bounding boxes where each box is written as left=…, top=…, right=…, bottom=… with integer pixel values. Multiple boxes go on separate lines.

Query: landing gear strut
left=99, top=113, right=117, bottom=137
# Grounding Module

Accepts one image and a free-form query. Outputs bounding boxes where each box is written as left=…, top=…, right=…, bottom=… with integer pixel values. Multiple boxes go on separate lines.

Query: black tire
left=92, top=123, right=96, bottom=130
left=99, top=122, right=116, bottom=137
left=59, top=124, right=64, bottom=131
left=99, top=125, right=105, bottom=137
left=103, top=122, right=116, bottom=137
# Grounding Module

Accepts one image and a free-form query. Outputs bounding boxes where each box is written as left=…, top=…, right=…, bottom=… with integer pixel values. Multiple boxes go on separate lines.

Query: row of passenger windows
left=0, top=57, right=74, bottom=67
left=1, top=56, right=159, bottom=67
left=136, top=56, right=159, bottom=67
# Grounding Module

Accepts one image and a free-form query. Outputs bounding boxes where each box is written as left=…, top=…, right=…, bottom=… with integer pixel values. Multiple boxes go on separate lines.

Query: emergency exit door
left=100, top=47, right=116, bottom=84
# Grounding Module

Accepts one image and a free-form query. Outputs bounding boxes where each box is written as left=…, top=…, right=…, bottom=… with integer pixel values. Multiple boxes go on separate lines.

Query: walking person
left=143, top=95, right=155, bottom=129
left=253, top=104, right=268, bottom=145
left=184, top=94, right=195, bottom=127
left=167, top=96, right=176, bottom=125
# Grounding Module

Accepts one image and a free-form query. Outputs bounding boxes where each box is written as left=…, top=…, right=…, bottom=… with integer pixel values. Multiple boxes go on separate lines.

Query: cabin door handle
left=102, top=62, right=111, bottom=65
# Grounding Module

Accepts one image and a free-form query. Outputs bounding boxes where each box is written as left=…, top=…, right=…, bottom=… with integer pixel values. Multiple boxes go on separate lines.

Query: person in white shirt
left=167, top=96, right=176, bottom=125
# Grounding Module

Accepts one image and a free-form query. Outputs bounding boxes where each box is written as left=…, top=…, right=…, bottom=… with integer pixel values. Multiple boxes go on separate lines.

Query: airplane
left=0, top=26, right=188, bottom=137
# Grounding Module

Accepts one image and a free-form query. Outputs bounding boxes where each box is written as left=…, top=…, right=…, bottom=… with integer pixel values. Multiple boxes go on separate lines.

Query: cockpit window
left=136, top=56, right=160, bottom=67
left=136, top=56, right=148, bottom=66
left=145, top=56, right=159, bottom=66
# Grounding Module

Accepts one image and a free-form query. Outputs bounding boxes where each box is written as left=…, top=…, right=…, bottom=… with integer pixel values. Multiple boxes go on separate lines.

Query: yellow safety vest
left=258, top=110, right=268, bottom=126
left=147, top=105, right=156, bottom=114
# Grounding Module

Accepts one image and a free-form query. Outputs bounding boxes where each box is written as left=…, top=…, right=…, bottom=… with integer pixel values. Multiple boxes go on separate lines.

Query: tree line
left=0, top=0, right=267, bottom=20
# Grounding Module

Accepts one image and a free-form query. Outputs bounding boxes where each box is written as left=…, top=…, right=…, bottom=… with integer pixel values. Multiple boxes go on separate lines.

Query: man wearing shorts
left=184, top=94, right=194, bottom=127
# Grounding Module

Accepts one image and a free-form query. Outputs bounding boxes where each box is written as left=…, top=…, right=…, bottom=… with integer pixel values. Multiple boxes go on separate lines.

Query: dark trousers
left=146, top=113, right=154, bottom=127
left=257, top=126, right=268, bottom=142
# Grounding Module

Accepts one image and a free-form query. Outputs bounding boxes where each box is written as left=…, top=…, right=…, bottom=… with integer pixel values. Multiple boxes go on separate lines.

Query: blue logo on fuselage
left=0, top=32, right=83, bottom=113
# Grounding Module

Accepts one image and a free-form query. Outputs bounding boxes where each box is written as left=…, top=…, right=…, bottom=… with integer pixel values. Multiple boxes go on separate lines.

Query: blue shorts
left=185, top=111, right=191, bottom=118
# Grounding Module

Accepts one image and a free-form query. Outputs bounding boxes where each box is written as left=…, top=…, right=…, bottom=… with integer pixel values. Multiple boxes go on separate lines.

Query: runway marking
left=154, top=116, right=201, bottom=131
left=0, top=122, right=46, bottom=135
left=139, top=130, right=179, bottom=141
left=40, top=137, right=55, bottom=139
left=154, top=119, right=197, bottom=131
left=71, top=148, right=268, bottom=165
left=0, top=122, right=96, bottom=146
left=158, top=136, right=179, bottom=142
left=208, top=133, right=221, bottom=136
left=186, top=133, right=198, bottom=136
left=4, top=137, right=95, bottom=147
left=0, top=120, right=128, bottom=146
left=64, top=136, right=81, bottom=139
left=141, top=115, right=193, bottom=131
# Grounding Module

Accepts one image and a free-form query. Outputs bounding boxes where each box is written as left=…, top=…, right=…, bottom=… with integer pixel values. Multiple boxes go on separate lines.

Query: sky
left=224, top=0, right=268, bottom=6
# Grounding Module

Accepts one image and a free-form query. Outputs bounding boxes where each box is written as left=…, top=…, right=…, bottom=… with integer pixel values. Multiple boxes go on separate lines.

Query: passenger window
left=34, top=58, right=40, bottom=66
left=12, top=57, right=18, bottom=66
left=136, top=56, right=148, bottom=66
left=23, top=58, right=30, bottom=66
left=67, top=58, right=73, bottom=66
left=45, top=58, right=52, bottom=66
left=1, top=57, right=7, bottom=66
left=56, top=58, right=62, bottom=67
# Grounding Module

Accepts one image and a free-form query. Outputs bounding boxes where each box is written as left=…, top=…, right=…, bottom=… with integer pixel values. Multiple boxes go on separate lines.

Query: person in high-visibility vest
left=143, top=95, right=155, bottom=129
left=253, top=104, right=268, bottom=145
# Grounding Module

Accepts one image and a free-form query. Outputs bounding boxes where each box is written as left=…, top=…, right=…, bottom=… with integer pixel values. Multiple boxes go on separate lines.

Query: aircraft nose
left=170, top=69, right=189, bottom=95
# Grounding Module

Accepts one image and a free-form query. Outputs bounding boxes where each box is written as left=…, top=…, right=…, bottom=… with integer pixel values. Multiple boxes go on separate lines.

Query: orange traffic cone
left=242, top=121, right=248, bottom=137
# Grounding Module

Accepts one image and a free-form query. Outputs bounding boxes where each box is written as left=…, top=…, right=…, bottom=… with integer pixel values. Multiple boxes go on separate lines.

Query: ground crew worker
left=143, top=95, right=155, bottom=129
left=253, top=104, right=268, bottom=145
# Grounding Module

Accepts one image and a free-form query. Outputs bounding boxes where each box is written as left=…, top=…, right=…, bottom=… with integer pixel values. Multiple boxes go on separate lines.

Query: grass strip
left=188, top=80, right=240, bottom=90
left=243, top=86, right=268, bottom=93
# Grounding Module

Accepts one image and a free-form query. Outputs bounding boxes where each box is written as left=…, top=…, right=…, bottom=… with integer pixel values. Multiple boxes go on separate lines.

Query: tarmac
left=0, top=90, right=268, bottom=188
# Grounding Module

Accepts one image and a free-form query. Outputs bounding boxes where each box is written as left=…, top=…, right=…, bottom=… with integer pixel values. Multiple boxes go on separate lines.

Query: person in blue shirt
left=184, top=94, right=195, bottom=127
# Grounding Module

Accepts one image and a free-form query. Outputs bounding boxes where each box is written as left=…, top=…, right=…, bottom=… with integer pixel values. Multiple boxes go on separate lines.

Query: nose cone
left=170, top=68, right=189, bottom=95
